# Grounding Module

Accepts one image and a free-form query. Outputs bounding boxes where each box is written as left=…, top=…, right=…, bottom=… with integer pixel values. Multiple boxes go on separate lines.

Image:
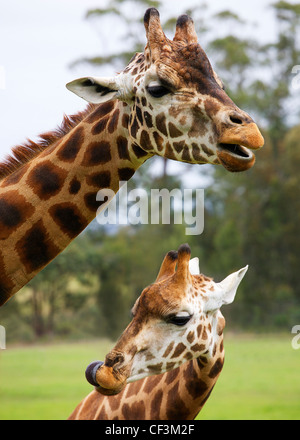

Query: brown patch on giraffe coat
left=191, top=146, right=206, bottom=162
left=188, top=116, right=208, bottom=138
left=166, top=361, right=176, bottom=370
left=142, top=373, right=163, bottom=394
left=86, top=171, right=111, bottom=188
left=123, top=401, right=146, bottom=419
left=92, top=116, right=109, bottom=135
left=108, top=394, right=121, bottom=412
left=173, top=141, right=185, bottom=153
left=208, top=357, right=224, bottom=378
left=164, top=367, right=180, bottom=385
left=202, top=328, right=208, bottom=340
left=184, top=361, right=208, bottom=400
left=130, top=117, right=140, bottom=139
left=0, top=251, right=15, bottom=305
left=15, top=219, right=60, bottom=274
left=201, top=143, right=214, bottom=157
left=108, top=109, right=120, bottom=134
left=148, top=362, right=163, bottom=373
left=139, top=130, right=152, bottom=151
left=168, top=122, right=183, bottom=138
left=84, top=192, right=106, bottom=212
left=156, top=113, right=168, bottom=137
left=117, top=136, right=130, bottom=160
left=69, top=178, right=81, bottom=194
left=204, top=98, right=222, bottom=118
left=166, top=382, right=189, bottom=419
left=118, top=167, right=135, bottom=181
left=187, top=331, right=195, bottom=344
left=57, top=126, right=84, bottom=162
left=27, top=161, right=67, bottom=201
left=49, top=203, right=88, bottom=239
left=118, top=399, right=130, bottom=417
left=122, top=112, right=129, bottom=129
left=86, top=171, right=111, bottom=189
left=153, top=131, right=164, bottom=152
left=132, top=143, right=149, bottom=158
left=143, top=111, right=153, bottom=128
left=197, top=356, right=207, bottom=369
left=135, top=105, right=143, bottom=126
left=191, top=343, right=206, bottom=352
left=82, top=141, right=111, bottom=166
left=220, top=340, right=224, bottom=352
left=0, top=191, right=35, bottom=239
left=170, top=342, right=186, bottom=359
left=182, top=146, right=191, bottom=162
left=196, top=324, right=202, bottom=338
left=162, top=341, right=174, bottom=358
left=86, top=101, right=115, bottom=124
left=165, top=142, right=177, bottom=160
left=150, top=389, right=163, bottom=419
left=184, top=352, right=194, bottom=361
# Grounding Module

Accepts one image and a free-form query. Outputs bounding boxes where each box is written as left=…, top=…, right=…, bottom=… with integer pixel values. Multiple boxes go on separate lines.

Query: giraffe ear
left=155, top=250, right=178, bottom=282
left=66, top=76, right=120, bottom=104
left=205, top=266, right=248, bottom=312
left=189, top=257, right=200, bottom=275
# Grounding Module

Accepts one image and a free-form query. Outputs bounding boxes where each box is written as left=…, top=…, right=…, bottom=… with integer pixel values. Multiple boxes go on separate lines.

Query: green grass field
left=0, top=334, right=299, bottom=420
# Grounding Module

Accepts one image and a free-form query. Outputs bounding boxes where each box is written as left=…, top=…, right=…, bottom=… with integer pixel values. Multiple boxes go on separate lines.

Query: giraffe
left=0, top=8, right=263, bottom=306
left=69, top=243, right=247, bottom=420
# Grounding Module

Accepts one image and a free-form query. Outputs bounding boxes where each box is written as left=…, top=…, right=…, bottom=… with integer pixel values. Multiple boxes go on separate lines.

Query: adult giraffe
left=69, top=244, right=247, bottom=419
left=0, top=9, right=263, bottom=305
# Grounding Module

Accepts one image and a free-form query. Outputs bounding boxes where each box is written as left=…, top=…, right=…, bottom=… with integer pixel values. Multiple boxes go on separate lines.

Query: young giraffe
left=69, top=244, right=247, bottom=420
left=0, top=8, right=263, bottom=306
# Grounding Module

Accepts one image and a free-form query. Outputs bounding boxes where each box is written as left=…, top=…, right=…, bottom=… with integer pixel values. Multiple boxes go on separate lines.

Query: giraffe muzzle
left=217, top=122, right=264, bottom=172
left=85, top=359, right=128, bottom=396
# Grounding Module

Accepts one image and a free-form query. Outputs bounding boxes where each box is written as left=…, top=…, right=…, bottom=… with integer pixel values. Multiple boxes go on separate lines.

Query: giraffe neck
left=68, top=336, right=225, bottom=420
left=0, top=101, right=151, bottom=305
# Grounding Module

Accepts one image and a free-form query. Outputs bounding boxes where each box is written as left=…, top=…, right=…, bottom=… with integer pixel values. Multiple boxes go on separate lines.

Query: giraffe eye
left=167, top=314, right=192, bottom=326
left=146, top=84, right=170, bottom=98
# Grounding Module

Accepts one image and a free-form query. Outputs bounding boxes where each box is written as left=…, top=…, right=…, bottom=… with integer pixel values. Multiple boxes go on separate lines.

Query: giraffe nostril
left=105, top=353, right=125, bottom=369
left=229, top=114, right=243, bottom=125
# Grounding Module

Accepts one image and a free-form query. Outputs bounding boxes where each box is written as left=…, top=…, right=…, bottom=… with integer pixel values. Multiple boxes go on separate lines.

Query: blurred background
left=0, top=0, right=299, bottom=420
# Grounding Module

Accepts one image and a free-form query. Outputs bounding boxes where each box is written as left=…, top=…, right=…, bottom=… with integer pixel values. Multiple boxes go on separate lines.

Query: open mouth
left=217, top=143, right=255, bottom=172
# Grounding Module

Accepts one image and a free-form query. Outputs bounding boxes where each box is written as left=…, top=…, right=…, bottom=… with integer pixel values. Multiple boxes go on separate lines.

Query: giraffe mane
left=0, top=103, right=96, bottom=181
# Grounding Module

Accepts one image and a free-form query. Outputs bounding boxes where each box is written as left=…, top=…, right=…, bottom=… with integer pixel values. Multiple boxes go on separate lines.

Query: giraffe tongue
left=217, top=143, right=255, bottom=172
left=85, top=360, right=127, bottom=395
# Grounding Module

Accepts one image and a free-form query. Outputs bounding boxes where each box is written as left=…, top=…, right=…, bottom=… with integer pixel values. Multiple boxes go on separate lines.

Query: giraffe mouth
left=217, top=143, right=255, bottom=172
left=85, top=360, right=128, bottom=395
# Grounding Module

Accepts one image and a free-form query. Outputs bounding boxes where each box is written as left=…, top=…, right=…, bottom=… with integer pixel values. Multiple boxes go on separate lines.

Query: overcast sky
left=0, top=0, right=281, bottom=176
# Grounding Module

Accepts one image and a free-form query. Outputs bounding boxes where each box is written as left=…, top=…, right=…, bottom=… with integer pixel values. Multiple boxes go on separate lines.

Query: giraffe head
left=67, top=9, right=264, bottom=173
left=86, top=244, right=248, bottom=395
